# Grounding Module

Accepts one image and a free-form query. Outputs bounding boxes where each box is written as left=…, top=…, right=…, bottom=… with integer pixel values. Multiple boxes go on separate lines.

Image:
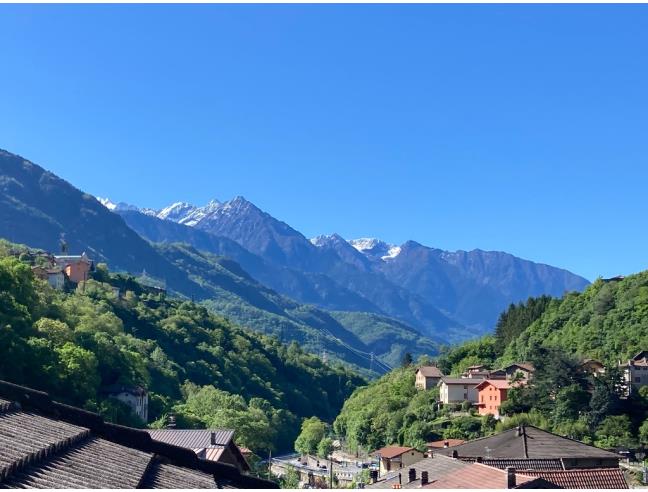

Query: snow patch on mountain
left=348, top=237, right=402, bottom=261
left=157, top=202, right=197, bottom=222
left=97, top=197, right=150, bottom=214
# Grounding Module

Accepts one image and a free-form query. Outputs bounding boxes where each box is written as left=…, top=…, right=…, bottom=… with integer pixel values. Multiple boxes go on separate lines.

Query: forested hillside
left=0, top=240, right=364, bottom=453
left=334, top=271, right=648, bottom=454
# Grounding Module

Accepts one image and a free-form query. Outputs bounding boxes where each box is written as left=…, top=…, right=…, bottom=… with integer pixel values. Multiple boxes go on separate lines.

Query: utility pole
left=330, top=455, right=334, bottom=489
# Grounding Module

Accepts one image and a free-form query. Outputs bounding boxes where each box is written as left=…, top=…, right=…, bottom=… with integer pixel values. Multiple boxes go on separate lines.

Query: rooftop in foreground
left=0, top=380, right=276, bottom=489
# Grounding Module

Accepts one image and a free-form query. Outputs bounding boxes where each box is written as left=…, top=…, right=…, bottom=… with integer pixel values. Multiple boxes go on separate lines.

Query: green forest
left=333, top=271, right=648, bottom=453
left=0, top=240, right=364, bottom=455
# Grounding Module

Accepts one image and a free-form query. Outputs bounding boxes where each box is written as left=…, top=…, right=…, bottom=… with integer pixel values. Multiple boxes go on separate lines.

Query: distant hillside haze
left=115, top=196, right=590, bottom=333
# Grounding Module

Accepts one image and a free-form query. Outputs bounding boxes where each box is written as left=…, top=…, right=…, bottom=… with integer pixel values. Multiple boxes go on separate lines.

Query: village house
left=31, top=265, right=65, bottom=290
left=102, top=385, right=149, bottom=423
left=438, top=377, right=482, bottom=405
left=504, top=363, right=534, bottom=381
left=620, top=351, right=648, bottom=393
left=147, top=428, right=251, bottom=472
left=475, top=379, right=513, bottom=417
left=54, top=252, right=94, bottom=283
left=372, top=446, right=425, bottom=476
left=580, top=358, right=606, bottom=377
left=415, top=366, right=444, bottom=390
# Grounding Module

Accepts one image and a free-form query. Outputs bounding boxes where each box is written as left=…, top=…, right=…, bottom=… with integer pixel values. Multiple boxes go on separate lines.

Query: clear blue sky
left=1, top=4, right=647, bottom=281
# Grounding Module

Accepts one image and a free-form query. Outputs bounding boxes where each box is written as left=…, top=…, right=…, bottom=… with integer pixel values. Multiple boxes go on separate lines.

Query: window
left=636, top=377, right=641, bottom=383
left=463, top=385, right=468, bottom=389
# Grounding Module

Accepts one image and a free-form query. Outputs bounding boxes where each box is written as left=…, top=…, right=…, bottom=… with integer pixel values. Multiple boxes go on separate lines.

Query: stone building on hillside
left=415, top=366, right=444, bottom=390
left=620, top=351, right=648, bottom=393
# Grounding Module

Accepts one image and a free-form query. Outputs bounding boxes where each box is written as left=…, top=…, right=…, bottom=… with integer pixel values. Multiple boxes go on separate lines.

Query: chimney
left=210, top=432, right=216, bottom=445
left=452, top=450, right=459, bottom=459
left=408, top=468, right=416, bottom=483
left=476, top=457, right=483, bottom=463
left=421, top=471, right=429, bottom=485
left=515, top=425, right=523, bottom=437
left=506, top=467, right=516, bottom=489
left=443, top=440, right=449, bottom=448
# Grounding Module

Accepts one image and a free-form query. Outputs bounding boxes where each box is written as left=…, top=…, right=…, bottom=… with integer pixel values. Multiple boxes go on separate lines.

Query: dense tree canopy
left=0, top=242, right=364, bottom=454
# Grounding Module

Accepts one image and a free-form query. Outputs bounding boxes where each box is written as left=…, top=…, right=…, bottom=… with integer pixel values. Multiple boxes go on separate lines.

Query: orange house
left=54, top=253, right=93, bottom=284
left=476, top=379, right=512, bottom=417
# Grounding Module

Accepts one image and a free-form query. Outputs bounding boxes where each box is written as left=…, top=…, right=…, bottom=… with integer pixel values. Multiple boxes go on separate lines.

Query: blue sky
left=1, top=4, right=646, bottom=281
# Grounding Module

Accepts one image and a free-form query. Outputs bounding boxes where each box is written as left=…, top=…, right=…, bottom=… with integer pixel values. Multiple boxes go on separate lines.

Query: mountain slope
left=0, top=149, right=204, bottom=297
left=0, top=149, right=440, bottom=375
left=140, top=198, right=467, bottom=338
left=154, top=242, right=441, bottom=374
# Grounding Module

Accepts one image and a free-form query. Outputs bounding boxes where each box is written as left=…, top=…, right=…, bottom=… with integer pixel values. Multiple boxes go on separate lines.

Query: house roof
left=455, top=458, right=565, bottom=471
left=367, top=454, right=468, bottom=489
left=0, top=380, right=275, bottom=489
left=435, top=425, right=620, bottom=460
left=438, top=377, right=484, bottom=386
left=147, top=429, right=236, bottom=448
left=373, top=446, right=416, bottom=459
left=427, top=439, right=465, bottom=448
left=423, top=462, right=534, bottom=489
left=417, top=366, right=443, bottom=378
left=520, top=468, right=628, bottom=489
left=475, top=379, right=512, bottom=391
left=466, top=365, right=488, bottom=370
left=505, top=363, right=535, bottom=373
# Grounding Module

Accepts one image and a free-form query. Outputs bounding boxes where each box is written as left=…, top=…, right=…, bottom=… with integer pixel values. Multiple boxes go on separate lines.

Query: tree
left=553, top=384, right=590, bottom=424
left=402, top=352, right=413, bottom=367
left=639, top=418, right=648, bottom=446
left=294, top=417, right=327, bottom=456
left=594, top=415, right=635, bottom=449
left=317, top=437, right=334, bottom=458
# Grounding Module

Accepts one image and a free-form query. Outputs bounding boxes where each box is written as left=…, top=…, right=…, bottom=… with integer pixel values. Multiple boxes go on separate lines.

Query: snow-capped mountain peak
left=96, top=197, right=145, bottom=213
left=157, top=202, right=197, bottom=222
left=348, top=237, right=402, bottom=261
left=97, top=197, right=117, bottom=210
left=310, top=233, right=346, bottom=248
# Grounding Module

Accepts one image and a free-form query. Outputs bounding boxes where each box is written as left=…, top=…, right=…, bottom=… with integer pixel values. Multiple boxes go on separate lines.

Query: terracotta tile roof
left=521, top=468, right=628, bottom=489
left=0, top=380, right=276, bottom=489
left=475, top=379, right=512, bottom=390
left=367, top=455, right=468, bottom=489
left=423, top=462, right=534, bottom=489
left=373, top=446, right=416, bottom=459
left=436, top=425, right=620, bottom=460
left=417, top=366, right=444, bottom=378
left=427, top=439, right=465, bottom=448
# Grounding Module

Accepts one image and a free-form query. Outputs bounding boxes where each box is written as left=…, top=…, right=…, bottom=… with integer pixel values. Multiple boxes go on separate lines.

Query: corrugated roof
left=0, top=379, right=276, bottom=489
left=147, top=429, right=235, bottom=449
left=417, top=366, right=443, bottom=378
left=140, top=462, right=216, bottom=489
left=436, top=425, right=620, bottom=460
left=522, top=468, right=628, bottom=489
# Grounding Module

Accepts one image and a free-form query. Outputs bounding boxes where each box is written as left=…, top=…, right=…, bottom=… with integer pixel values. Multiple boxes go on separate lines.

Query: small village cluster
left=28, top=251, right=94, bottom=288
left=416, top=352, right=648, bottom=418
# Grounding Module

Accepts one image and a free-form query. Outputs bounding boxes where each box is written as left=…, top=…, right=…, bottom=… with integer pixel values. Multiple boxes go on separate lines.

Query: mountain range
left=0, top=148, right=590, bottom=375
left=107, top=196, right=589, bottom=333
